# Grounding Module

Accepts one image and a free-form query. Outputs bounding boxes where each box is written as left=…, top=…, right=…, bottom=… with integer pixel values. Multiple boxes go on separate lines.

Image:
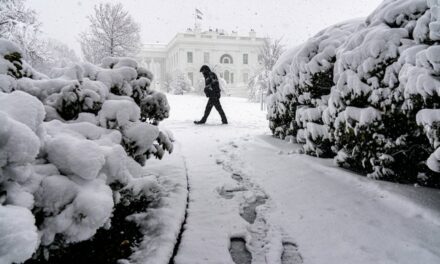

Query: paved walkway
left=159, top=94, right=440, bottom=264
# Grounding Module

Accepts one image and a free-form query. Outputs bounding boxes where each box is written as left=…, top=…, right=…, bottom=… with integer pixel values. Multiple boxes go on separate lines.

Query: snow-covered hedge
left=0, top=39, right=173, bottom=263
left=267, top=20, right=361, bottom=155
left=169, top=71, right=192, bottom=95
left=267, top=0, right=440, bottom=187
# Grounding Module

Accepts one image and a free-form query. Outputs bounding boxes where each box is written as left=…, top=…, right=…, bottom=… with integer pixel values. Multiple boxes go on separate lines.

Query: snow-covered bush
left=217, top=75, right=229, bottom=96
left=122, top=122, right=159, bottom=165
left=98, top=99, right=141, bottom=129
left=417, top=110, right=440, bottom=178
left=296, top=98, right=332, bottom=157
left=97, top=67, right=137, bottom=96
left=101, top=57, right=138, bottom=70
left=0, top=38, right=174, bottom=262
left=267, top=20, right=360, bottom=156
left=400, top=0, right=440, bottom=185
left=131, top=77, right=151, bottom=104
left=328, top=0, right=434, bottom=183
left=267, top=0, right=440, bottom=186
left=0, top=205, right=39, bottom=263
left=137, top=66, right=154, bottom=80
left=0, top=38, right=24, bottom=79
left=266, top=47, right=298, bottom=139
left=295, top=21, right=361, bottom=157
left=248, top=73, right=268, bottom=102
left=140, top=91, right=170, bottom=124
left=169, top=70, right=192, bottom=95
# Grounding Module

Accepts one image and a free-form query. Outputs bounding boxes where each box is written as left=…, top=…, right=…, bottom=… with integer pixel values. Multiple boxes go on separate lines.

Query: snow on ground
left=228, top=137, right=440, bottom=264
left=151, top=94, right=440, bottom=264
left=128, top=144, right=188, bottom=264
left=160, top=94, right=268, bottom=264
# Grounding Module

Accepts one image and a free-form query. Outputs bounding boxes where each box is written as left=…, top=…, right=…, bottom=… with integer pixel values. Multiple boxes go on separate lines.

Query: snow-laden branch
left=79, top=3, right=141, bottom=64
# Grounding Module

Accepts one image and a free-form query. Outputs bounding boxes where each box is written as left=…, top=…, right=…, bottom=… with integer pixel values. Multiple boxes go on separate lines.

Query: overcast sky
left=28, top=0, right=383, bottom=55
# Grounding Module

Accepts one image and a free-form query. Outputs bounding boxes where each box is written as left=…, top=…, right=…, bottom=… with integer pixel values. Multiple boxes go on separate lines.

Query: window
left=187, top=52, right=193, bottom=63
left=204, top=52, right=210, bottom=63
left=224, top=70, right=230, bottom=83
left=188, top=72, right=193, bottom=85
left=231, top=73, right=234, bottom=84
left=220, top=54, right=233, bottom=64
left=258, top=54, right=263, bottom=64
left=243, top=73, right=249, bottom=83
left=243, top=53, right=248, bottom=64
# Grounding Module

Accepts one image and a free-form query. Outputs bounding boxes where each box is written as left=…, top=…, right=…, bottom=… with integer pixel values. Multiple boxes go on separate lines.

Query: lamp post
left=260, top=71, right=268, bottom=111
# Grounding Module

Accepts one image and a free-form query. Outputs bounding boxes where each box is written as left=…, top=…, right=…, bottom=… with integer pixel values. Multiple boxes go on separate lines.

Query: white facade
left=140, top=29, right=266, bottom=97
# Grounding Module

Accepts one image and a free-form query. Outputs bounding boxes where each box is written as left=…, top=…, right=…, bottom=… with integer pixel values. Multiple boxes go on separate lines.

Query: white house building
left=139, top=28, right=266, bottom=97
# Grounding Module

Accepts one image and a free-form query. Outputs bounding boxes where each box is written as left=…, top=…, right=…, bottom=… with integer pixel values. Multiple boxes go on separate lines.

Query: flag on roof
left=195, top=8, right=203, bottom=20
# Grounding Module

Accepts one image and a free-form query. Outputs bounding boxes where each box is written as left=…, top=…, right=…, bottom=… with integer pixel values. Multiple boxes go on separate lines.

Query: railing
left=218, top=35, right=236, bottom=40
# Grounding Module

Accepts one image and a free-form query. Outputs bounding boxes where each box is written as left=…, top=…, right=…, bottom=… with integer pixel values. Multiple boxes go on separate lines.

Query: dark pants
left=201, top=97, right=228, bottom=123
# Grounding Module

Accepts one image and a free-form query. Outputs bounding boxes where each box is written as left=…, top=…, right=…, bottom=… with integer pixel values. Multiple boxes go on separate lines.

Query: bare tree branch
left=79, top=2, right=141, bottom=64
left=0, top=0, right=46, bottom=65
left=248, top=37, right=285, bottom=101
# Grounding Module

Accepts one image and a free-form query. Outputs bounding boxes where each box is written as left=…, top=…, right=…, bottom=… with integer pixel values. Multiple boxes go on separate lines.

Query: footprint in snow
left=229, top=237, right=252, bottom=264
left=217, top=185, right=247, bottom=200
left=231, top=172, right=243, bottom=182
left=239, top=195, right=267, bottom=224
left=218, top=140, right=303, bottom=264
left=281, top=242, right=303, bottom=264
left=229, top=141, right=239, bottom=148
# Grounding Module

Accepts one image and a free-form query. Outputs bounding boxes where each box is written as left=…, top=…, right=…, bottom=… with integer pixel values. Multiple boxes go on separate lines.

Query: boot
left=194, top=120, right=205, bottom=125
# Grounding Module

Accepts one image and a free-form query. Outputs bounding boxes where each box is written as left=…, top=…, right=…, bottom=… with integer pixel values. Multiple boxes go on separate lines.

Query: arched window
left=220, top=54, right=233, bottom=64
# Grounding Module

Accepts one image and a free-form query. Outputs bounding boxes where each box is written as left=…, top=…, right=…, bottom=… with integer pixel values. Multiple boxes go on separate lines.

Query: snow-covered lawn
left=155, top=94, right=440, bottom=264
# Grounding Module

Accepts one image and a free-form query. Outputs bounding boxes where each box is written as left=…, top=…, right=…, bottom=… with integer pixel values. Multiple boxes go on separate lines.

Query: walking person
left=194, top=65, right=228, bottom=125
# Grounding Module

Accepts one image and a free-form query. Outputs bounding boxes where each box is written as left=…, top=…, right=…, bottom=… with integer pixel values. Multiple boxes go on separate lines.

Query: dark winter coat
left=203, top=71, right=221, bottom=99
